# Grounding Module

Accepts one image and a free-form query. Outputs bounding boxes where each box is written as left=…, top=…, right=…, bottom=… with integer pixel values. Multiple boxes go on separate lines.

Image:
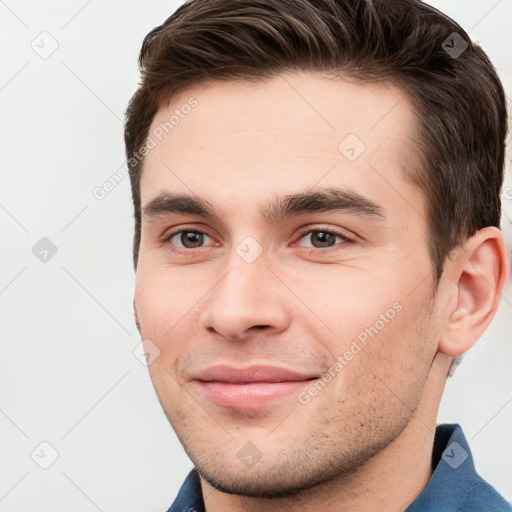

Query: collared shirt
left=166, top=423, right=511, bottom=511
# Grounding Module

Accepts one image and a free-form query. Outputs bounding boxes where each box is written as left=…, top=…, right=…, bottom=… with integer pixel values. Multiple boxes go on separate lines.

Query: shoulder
left=407, top=423, right=511, bottom=512
left=461, top=477, right=512, bottom=512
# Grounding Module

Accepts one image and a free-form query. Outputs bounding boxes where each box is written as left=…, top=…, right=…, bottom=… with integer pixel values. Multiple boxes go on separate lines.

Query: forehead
left=140, top=72, right=422, bottom=223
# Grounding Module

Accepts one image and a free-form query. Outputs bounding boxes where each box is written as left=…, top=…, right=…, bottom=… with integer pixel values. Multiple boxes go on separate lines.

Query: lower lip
left=197, top=380, right=315, bottom=409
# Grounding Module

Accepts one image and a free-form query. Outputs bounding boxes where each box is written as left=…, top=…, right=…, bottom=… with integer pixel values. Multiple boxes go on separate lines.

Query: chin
left=196, top=462, right=338, bottom=499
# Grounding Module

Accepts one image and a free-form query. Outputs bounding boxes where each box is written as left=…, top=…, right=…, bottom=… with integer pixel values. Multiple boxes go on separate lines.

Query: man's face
left=134, top=73, right=441, bottom=496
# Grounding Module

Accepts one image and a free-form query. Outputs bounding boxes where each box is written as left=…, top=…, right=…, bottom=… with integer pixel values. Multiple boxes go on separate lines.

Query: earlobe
left=439, top=227, right=508, bottom=357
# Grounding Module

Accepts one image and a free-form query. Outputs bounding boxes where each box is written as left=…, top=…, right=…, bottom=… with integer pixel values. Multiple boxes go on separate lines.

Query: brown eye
left=168, top=230, right=213, bottom=249
left=297, top=230, right=348, bottom=249
left=309, top=231, right=337, bottom=248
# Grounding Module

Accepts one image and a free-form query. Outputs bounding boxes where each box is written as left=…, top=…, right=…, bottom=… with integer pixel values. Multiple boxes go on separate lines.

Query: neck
left=200, top=351, right=451, bottom=512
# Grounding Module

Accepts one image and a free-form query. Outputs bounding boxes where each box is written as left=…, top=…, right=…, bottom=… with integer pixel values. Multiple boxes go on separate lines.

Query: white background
left=1, top=1, right=511, bottom=510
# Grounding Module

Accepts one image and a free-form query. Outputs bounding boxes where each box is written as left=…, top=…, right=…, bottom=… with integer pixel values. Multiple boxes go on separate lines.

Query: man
left=124, top=0, right=510, bottom=510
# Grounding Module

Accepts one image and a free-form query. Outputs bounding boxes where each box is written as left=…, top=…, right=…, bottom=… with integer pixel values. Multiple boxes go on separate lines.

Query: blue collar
left=167, top=423, right=510, bottom=512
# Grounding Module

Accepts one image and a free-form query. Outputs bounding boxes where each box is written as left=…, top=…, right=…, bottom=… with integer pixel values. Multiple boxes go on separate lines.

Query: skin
left=133, top=72, right=508, bottom=511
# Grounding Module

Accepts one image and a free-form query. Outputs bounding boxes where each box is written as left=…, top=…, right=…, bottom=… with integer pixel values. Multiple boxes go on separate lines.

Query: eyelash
left=162, top=225, right=355, bottom=253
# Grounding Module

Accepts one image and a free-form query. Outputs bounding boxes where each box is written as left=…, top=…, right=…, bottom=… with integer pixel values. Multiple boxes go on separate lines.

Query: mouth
left=193, top=364, right=319, bottom=409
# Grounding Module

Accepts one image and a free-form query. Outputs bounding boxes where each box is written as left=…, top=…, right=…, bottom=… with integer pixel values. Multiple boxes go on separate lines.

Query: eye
left=162, top=227, right=353, bottom=253
left=166, top=230, right=215, bottom=249
left=296, top=228, right=353, bottom=249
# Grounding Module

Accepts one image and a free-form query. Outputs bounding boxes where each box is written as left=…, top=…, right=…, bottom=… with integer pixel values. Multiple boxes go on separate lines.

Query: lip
left=194, top=364, right=319, bottom=409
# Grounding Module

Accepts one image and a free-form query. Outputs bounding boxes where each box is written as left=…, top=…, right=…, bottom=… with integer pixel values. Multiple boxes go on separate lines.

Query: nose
left=198, top=249, right=290, bottom=341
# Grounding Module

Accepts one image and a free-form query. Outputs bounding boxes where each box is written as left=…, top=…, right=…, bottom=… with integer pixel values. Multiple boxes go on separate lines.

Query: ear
left=134, top=298, right=141, bottom=334
left=438, top=227, right=509, bottom=357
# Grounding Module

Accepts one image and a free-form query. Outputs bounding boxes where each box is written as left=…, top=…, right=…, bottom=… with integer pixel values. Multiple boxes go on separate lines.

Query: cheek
left=295, top=264, right=434, bottom=377
left=134, top=271, right=196, bottom=389
left=134, top=270, right=191, bottom=401
left=332, top=297, right=436, bottom=410
left=289, top=265, right=404, bottom=338
left=134, top=264, right=226, bottom=390
left=134, top=265, right=205, bottom=337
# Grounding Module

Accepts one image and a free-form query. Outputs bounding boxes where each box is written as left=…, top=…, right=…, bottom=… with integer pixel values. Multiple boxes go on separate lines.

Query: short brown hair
left=124, top=0, right=507, bottom=278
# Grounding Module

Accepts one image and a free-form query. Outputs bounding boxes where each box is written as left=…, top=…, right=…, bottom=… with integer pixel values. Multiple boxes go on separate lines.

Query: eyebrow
left=142, top=187, right=386, bottom=223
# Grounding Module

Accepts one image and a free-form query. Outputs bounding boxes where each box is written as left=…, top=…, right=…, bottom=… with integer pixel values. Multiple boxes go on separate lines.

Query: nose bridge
left=199, top=244, right=289, bottom=339
left=215, top=247, right=273, bottom=317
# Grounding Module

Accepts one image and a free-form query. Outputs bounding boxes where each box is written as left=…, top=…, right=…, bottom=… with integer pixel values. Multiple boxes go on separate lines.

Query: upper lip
left=194, top=364, right=319, bottom=383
